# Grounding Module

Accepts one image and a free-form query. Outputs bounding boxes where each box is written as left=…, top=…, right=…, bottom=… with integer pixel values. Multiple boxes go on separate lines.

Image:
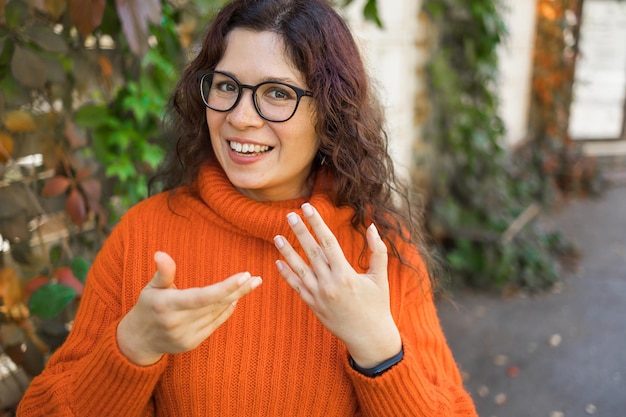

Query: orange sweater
left=18, top=163, right=476, bottom=416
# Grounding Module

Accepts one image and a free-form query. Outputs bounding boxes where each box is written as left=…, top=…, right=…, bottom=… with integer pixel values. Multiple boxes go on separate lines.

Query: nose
left=226, top=88, right=264, bottom=128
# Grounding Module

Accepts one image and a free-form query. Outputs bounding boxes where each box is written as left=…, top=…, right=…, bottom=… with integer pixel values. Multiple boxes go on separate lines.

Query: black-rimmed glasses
left=199, top=71, right=313, bottom=123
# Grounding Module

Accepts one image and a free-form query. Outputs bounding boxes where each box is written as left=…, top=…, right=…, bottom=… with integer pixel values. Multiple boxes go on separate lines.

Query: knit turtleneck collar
left=194, top=163, right=354, bottom=244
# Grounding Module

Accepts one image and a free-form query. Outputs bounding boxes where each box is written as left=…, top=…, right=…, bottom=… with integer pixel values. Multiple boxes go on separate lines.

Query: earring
left=318, top=151, right=327, bottom=166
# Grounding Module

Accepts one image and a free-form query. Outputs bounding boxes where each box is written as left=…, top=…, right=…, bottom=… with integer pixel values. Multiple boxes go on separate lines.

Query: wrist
left=347, top=327, right=402, bottom=369
left=117, top=315, right=163, bottom=366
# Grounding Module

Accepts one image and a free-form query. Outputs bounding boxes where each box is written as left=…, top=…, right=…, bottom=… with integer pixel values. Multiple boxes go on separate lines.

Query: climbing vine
left=520, top=0, right=605, bottom=201
left=421, top=0, right=574, bottom=291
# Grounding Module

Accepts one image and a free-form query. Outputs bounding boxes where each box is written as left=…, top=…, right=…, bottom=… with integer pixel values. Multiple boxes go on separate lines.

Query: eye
left=264, top=85, right=295, bottom=101
left=215, top=80, right=238, bottom=93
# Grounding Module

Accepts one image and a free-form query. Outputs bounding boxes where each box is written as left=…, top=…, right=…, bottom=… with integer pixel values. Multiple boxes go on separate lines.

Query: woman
left=18, top=0, right=477, bottom=415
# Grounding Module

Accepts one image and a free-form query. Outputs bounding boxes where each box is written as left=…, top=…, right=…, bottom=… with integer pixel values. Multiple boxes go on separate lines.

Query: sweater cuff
left=346, top=341, right=440, bottom=415
left=71, top=320, right=168, bottom=414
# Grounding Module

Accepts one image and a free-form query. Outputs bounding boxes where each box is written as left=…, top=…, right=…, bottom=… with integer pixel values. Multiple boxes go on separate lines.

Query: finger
left=285, top=211, right=328, bottom=265
left=274, top=234, right=318, bottom=290
left=366, top=223, right=388, bottom=281
left=149, top=251, right=177, bottom=289
left=275, top=260, right=315, bottom=305
left=169, top=272, right=262, bottom=310
left=300, top=203, right=348, bottom=268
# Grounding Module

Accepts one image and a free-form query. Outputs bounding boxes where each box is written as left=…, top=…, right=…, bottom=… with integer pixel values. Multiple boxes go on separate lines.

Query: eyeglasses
left=199, top=71, right=313, bottom=123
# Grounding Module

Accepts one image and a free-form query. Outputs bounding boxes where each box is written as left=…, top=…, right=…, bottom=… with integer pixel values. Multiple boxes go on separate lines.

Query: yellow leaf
left=0, top=267, right=24, bottom=314
left=4, top=110, right=36, bottom=132
left=0, top=131, right=14, bottom=163
left=45, top=0, right=67, bottom=20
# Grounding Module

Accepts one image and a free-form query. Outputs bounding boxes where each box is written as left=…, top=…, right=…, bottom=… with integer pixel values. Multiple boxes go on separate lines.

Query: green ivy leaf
left=0, top=75, right=31, bottom=107
left=71, top=257, right=91, bottom=283
left=105, top=157, right=136, bottom=182
left=5, top=0, right=28, bottom=28
left=363, top=0, right=382, bottom=28
left=49, top=245, right=63, bottom=266
left=11, top=45, right=48, bottom=89
left=74, top=104, right=110, bottom=128
left=143, top=143, right=165, bottom=169
left=29, top=284, right=76, bottom=319
left=23, top=25, right=69, bottom=53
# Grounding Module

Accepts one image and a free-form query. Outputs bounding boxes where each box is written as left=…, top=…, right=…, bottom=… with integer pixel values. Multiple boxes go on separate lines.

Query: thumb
left=366, top=224, right=388, bottom=280
left=149, top=251, right=176, bottom=289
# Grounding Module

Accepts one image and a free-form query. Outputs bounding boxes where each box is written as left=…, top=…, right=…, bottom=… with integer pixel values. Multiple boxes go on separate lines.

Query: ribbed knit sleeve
left=17, top=221, right=167, bottom=417
left=346, top=248, right=477, bottom=416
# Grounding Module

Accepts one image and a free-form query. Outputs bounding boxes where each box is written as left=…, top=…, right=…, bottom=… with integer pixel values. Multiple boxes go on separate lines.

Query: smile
left=229, top=141, right=273, bottom=155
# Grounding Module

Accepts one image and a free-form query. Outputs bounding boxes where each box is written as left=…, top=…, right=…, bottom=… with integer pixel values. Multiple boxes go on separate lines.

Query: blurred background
left=0, top=0, right=624, bottom=415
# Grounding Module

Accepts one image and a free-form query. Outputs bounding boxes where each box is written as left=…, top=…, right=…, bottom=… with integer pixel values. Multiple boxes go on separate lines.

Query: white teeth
left=229, top=141, right=270, bottom=154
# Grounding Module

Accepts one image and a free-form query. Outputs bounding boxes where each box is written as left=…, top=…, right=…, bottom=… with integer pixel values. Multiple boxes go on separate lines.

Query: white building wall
left=343, top=0, right=423, bottom=178
left=497, top=0, right=537, bottom=147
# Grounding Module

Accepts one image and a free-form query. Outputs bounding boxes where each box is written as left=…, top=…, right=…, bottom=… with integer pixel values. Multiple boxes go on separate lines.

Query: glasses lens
left=201, top=72, right=239, bottom=111
left=255, top=83, right=299, bottom=122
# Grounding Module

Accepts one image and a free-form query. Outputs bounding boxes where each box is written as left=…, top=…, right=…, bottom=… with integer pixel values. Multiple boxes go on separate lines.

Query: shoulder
left=120, top=188, right=195, bottom=225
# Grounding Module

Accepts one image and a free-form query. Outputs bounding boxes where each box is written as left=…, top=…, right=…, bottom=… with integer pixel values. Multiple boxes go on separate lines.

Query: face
left=206, top=29, right=319, bottom=202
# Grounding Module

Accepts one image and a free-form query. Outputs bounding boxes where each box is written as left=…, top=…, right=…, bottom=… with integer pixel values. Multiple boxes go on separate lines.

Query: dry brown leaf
left=65, top=118, right=86, bottom=148
left=506, top=365, right=520, bottom=378
left=65, top=186, right=87, bottom=226
left=549, top=333, right=562, bottom=347
left=494, top=393, right=507, bottom=405
left=70, top=0, right=105, bottom=38
left=98, top=55, right=113, bottom=79
left=42, top=175, right=71, bottom=197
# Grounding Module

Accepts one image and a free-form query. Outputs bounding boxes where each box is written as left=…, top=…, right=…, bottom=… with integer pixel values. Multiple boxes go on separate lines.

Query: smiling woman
left=17, top=1, right=477, bottom=416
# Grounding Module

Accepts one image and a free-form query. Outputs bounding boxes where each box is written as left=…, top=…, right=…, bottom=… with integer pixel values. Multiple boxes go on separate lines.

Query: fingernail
left=274, top=235, right=285, bottom=248
left=301, top=203, right=314, bottom=217
left=369, top=223, right=379, bottom=235
left=237, top=272, right=252, bottom=285
left=287, top=212, right=299, bottom=226
left=250, top=277, right=262, bottom=289
left=275, top=260, right=283, bottom=271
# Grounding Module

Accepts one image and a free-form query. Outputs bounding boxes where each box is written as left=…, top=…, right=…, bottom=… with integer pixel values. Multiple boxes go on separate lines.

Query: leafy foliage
left=422, top=0, right=575, bottom=292
left=0, top=0, right=225, bottom=386
left=522, top=0, right=605, bottom=200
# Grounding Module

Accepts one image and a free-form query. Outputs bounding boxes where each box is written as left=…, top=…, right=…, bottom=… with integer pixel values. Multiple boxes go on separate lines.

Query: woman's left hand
left=274, top=203, right=402, bottom=368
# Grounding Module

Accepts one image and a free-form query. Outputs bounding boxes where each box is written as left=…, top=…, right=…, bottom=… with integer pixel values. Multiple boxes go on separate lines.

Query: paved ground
left=438, top=184, right=626, bottom=417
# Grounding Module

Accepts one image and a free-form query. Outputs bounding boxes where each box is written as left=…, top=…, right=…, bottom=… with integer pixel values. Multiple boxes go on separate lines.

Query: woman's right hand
left=116, top=251, right=262, bottom=366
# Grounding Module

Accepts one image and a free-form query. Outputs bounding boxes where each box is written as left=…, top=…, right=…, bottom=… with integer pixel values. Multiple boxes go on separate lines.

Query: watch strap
left=349, top=346, right=404, bottom=378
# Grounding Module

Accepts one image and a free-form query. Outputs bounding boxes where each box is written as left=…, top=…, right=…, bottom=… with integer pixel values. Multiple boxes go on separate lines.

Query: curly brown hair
left=153, top=0, right=435, bottom=279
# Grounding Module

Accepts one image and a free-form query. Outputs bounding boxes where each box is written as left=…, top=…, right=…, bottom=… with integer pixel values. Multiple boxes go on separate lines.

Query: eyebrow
left=219, top=70, right=303, bottom=87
